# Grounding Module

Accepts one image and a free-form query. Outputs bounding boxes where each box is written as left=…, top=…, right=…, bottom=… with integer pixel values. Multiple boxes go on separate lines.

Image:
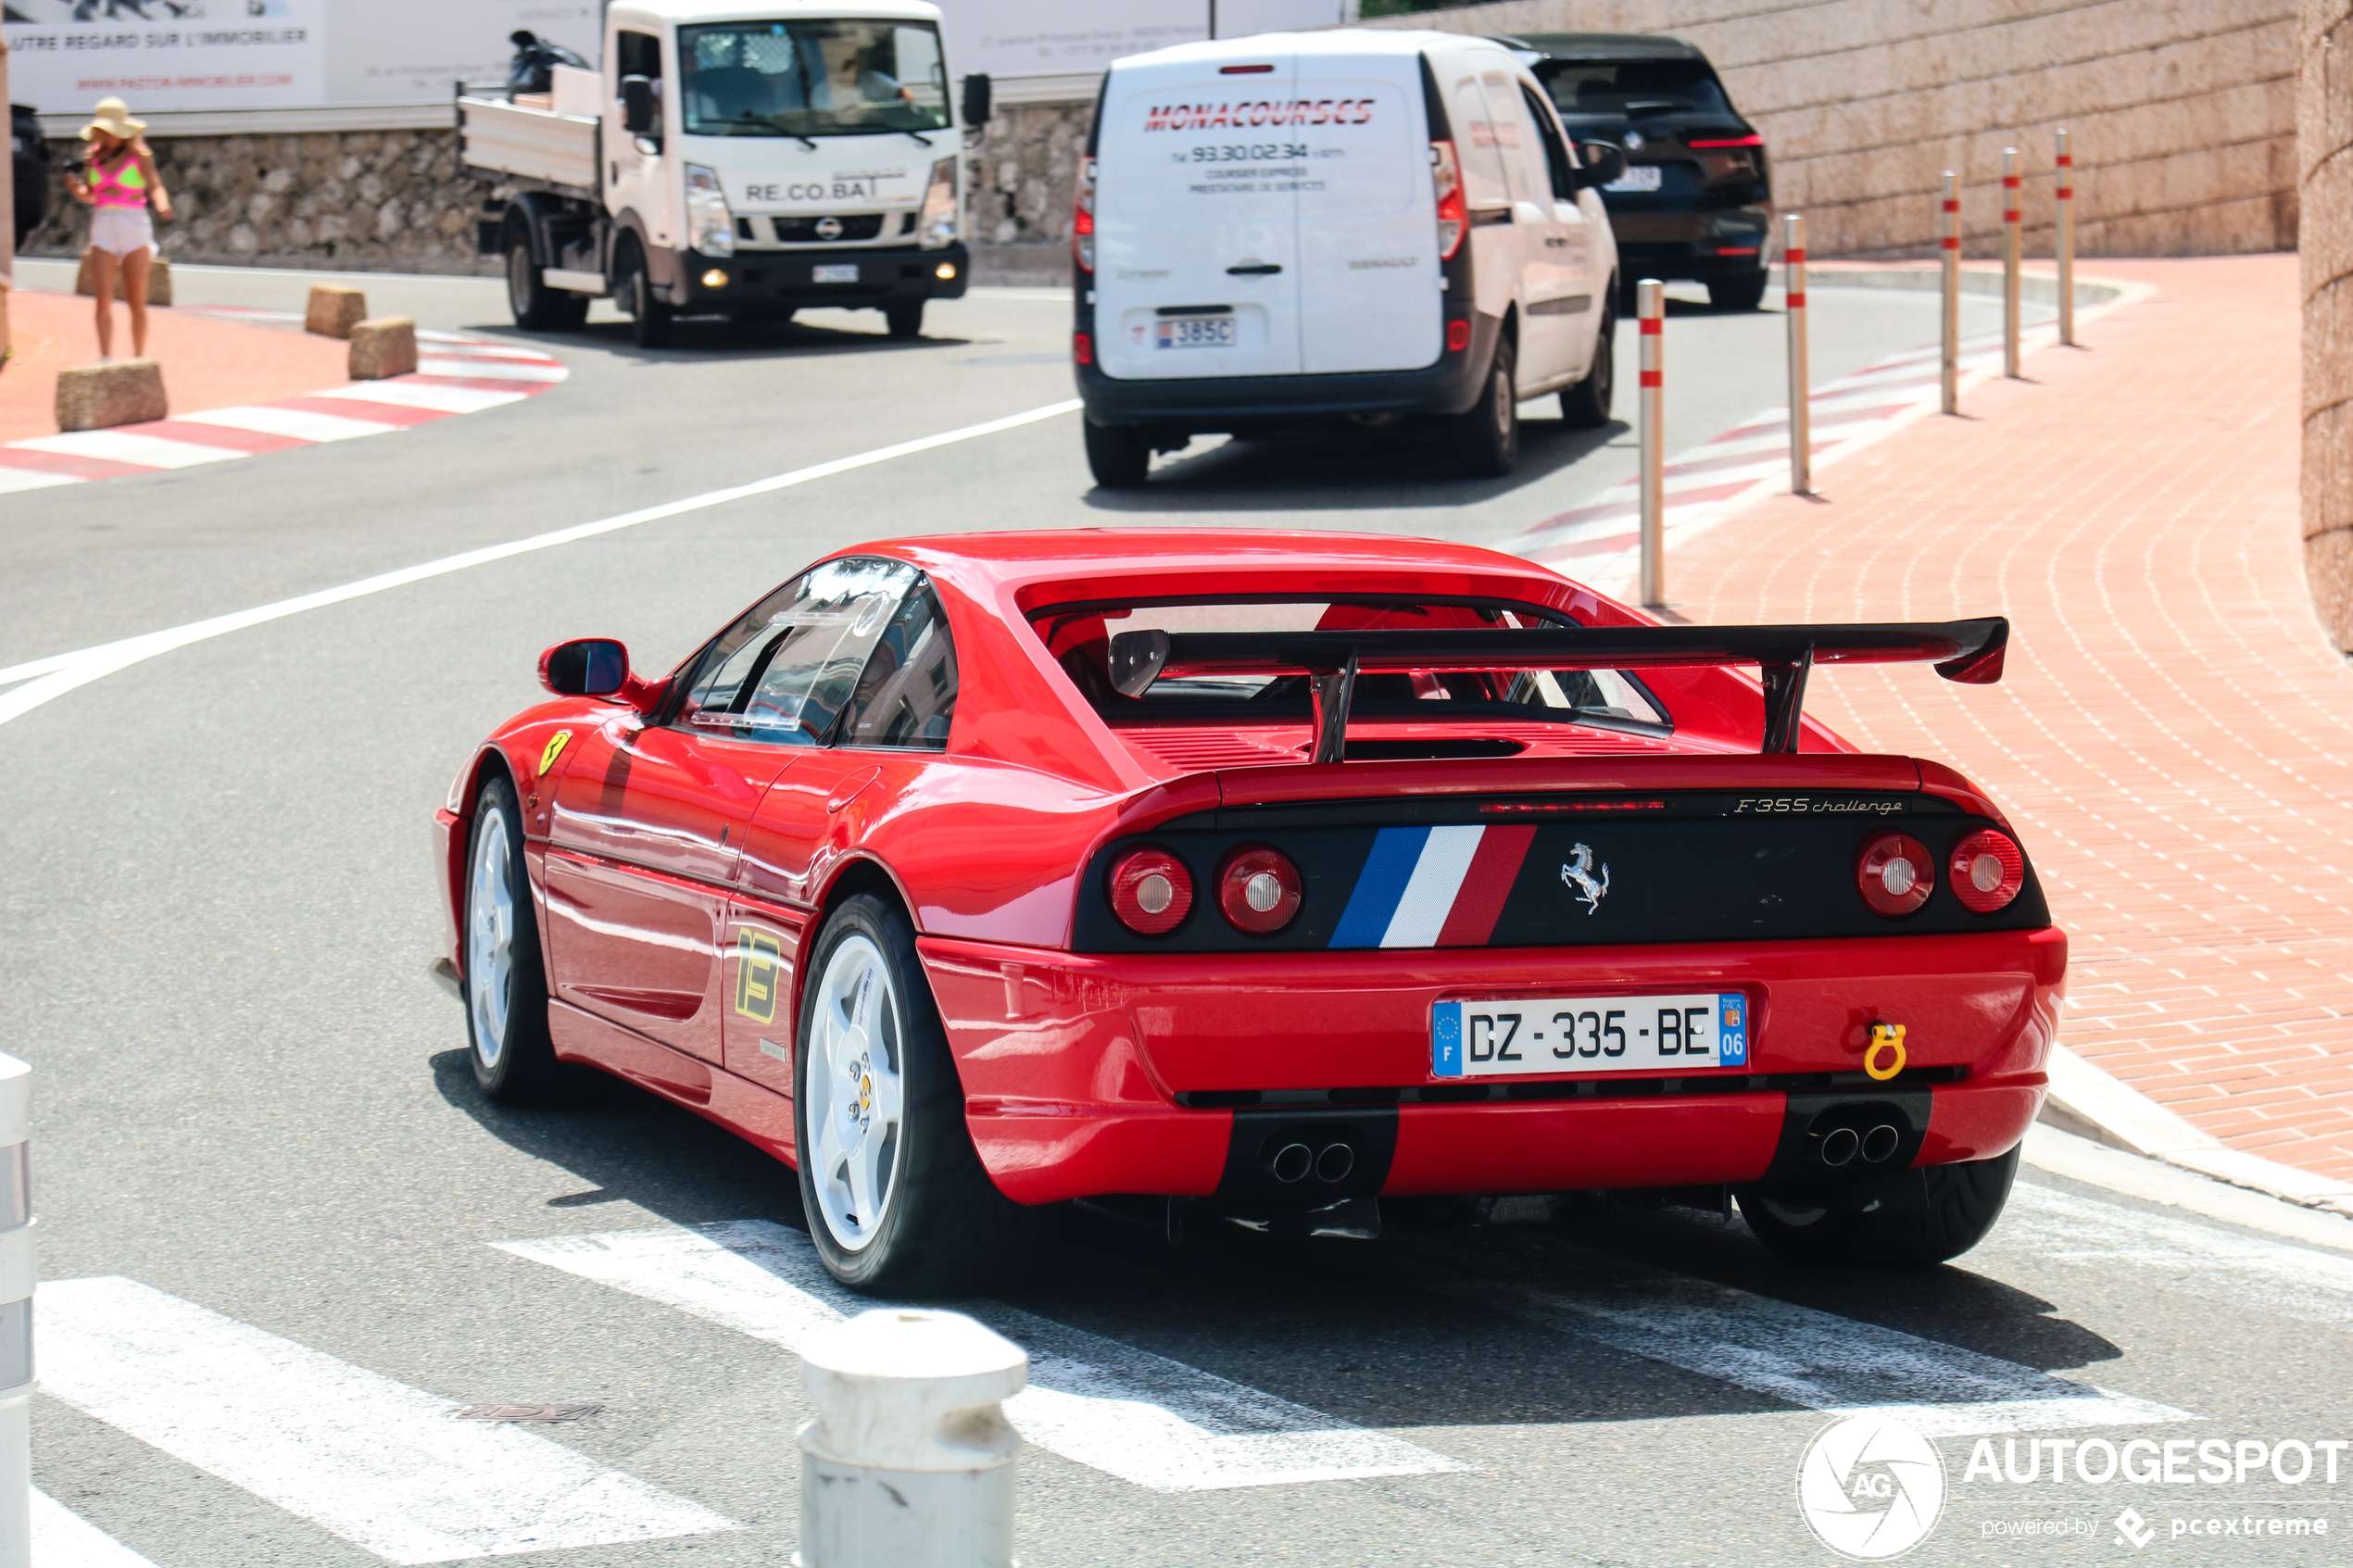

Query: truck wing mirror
left=961, top=73, right=992, bottom=129
left=1577, top=140, right=1627, bottom=190
left=620, top=74, right=656, bottom=135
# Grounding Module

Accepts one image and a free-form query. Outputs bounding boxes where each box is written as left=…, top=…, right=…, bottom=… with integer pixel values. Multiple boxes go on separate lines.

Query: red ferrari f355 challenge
left=434, top=531, right=2062, bottom=1291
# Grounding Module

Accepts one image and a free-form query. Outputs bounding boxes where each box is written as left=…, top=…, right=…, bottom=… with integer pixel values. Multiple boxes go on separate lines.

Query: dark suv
left=1497, top=33, right=1771, bottom=310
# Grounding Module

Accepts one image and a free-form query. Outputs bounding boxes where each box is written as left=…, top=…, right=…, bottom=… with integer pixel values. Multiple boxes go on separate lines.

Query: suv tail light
left=1110, top=847, right=1191, bottom=935
left=1217, top=847, right=1302, bottom=935
left=1856, top=832, right=1933, bottom=917
left=1949, top=829, right=2025, bottom=913
left=1430, top=141, right=1466, bottom=260
left=1073, top=156, right=1098, bottom=274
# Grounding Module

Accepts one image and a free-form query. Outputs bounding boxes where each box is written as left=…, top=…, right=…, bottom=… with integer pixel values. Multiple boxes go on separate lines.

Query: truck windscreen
left=680, top=19, right=950, bottom=138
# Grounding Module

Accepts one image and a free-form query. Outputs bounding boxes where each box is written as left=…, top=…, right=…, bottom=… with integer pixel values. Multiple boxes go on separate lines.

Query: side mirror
left=961, top=73, right=992, bottom=129
left=1577, top=140, right=1627, bottom=190
left=620, top=74, right=656, bottom=135
left=540, top=637, right=631, bottom=697
left=1106, top=628, right=1169, bottom=697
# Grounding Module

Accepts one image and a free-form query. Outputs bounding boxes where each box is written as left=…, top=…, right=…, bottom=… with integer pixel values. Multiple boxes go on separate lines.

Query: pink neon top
left=88, top=153, right=149, bottom=209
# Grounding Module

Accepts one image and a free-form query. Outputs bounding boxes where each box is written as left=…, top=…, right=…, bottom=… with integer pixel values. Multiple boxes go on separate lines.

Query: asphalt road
left=11, top=265, right=2342, bottom=1568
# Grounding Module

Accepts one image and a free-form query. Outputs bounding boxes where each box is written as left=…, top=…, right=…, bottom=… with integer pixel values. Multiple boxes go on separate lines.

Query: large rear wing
left=1106, top=617, right=2008, bottom=761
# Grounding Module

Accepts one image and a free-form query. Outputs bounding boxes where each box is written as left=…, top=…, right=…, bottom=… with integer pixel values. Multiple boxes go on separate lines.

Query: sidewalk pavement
left=1665, top=253, right=2353, bottom=1186
left=0, top=286, right=349, bottom=443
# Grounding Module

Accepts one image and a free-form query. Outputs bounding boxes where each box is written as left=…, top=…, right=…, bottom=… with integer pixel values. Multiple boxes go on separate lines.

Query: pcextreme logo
left=1798, top=1415, right=1947, bottom=1560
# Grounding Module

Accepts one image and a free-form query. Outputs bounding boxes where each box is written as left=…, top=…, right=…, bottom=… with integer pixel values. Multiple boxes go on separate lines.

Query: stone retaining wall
left=2299, top=0, right=2353, bottom=646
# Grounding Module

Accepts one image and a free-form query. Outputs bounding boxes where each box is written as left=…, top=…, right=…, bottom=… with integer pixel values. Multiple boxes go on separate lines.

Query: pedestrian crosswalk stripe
left=1373, top=1226, right=2195, bottom=1437
left=494, top=1221, right=1466, bottom=1492
left=2006, top=1182, right=2353, bottom=1326
left=31, top=1488, right=158, bottom=1568
left=39, top=1277, right=739, bottom=1564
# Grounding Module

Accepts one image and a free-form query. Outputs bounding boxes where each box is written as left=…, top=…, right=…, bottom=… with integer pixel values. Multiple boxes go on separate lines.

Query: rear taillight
left=1110, top=847, right=1191, bottom=935
left=1217, top=846, right=1302, bottom=935
left=1686, top=133, right=1764, bottom=147
left=1073, top=332, right=1093, bottom=365
left=1856, top=832, right=1933, bottom=917
left=1430, top=140, right=1466, bottom=260
left=1073, top=156, right=1097, bottom=274
left=1949, top=829, right=2024, bottom=913
left=1444, top=318, right=1471, bottom=353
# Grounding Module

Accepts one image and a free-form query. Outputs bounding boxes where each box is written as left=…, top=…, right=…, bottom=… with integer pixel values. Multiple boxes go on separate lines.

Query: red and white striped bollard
left=2002, top=146, right=2021, bottom=378
left=1940, top=171, right=1960, bottom=415
left=1784, top=212, right=1809, bottom=495
left=2056, top=128, right=2075, bottom=347
left=1638, top=278, right=1666, bottom=608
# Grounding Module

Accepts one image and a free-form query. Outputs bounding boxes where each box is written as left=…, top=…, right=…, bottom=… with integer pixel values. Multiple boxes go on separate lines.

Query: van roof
left=1493, top=31, right=1707, bottom=63
left=1107, top=27, right=1517, bottom=71
left=607, top=0, right=944, bottom=27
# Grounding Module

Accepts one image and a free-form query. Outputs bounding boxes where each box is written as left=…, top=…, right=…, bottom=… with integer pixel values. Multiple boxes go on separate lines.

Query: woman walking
left=64, top=98, right=171, bottom=360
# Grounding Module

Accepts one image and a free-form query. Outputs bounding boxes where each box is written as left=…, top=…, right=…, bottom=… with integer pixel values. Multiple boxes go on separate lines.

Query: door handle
left=826, top=768, right=881, bottom=813
left=1226, top=263, right=1282, bottom=275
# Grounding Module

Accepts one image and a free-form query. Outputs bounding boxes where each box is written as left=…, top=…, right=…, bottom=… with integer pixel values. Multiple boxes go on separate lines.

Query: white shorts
left=89, top=207, right=154, bottom=259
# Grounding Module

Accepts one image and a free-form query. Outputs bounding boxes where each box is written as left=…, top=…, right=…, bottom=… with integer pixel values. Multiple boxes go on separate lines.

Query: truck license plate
left=812, top=263, right=859, bottom=283
left=1155, top=314, right=1235, bottom=349
left=1431, top=993, right=1748, bottom=1078
left=1605, top=165, right=1664, bottom=193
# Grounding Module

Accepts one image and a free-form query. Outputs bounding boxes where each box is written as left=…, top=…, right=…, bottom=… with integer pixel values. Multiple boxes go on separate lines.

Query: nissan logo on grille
left=814, top=216, right=844, bottom=241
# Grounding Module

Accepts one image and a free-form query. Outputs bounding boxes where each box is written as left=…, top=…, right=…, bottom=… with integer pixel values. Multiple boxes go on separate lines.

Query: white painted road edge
left=31, top=1487, right=160, bottom=1568
left=0, top=399, right=1083, bottom=727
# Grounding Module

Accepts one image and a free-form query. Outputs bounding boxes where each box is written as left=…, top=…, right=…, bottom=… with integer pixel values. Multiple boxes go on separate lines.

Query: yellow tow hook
left=1865, top=1022, right=1907, bottom=1082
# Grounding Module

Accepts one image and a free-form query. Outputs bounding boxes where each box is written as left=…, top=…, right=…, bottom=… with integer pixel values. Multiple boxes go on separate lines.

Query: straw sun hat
left=79, top=98, right=145, bottom=142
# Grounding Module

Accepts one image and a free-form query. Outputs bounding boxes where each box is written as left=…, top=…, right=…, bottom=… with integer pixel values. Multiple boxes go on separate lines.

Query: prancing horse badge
left=1561, top=844, right=1610, bottom=915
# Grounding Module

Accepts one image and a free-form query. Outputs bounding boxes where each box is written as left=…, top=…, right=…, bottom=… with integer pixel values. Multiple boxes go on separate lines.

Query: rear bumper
left=919, top=928, right=2064, bottom=1205
left=1075, top=310, right=1498, bottom=431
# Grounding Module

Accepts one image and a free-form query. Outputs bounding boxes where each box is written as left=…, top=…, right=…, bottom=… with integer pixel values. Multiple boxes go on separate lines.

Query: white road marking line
left=309, top=383, right=525, bottom=415
left=8, top=432, right=248, bottom=469
left=2005, top=1182, right=2353, bottom=1324
left=0, top=397, right=1082, bottom=714
left=31, top=1488, right=162, bottom=1568
left=496, top=1221, right=1463, bottom=1492
left=414, top=358, right=568, bottom=383
left=0, top=466, right=84, bottom=493
left=38, top=1277, right=739, bottom=1564
left=174, top=406, right=404, bottom=442
left=1381, top=1236, right=2192, bottom=1437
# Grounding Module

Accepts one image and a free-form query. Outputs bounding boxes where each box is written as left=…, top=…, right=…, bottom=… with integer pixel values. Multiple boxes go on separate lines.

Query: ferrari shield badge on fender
left=537, top=730, right=573, bottom=777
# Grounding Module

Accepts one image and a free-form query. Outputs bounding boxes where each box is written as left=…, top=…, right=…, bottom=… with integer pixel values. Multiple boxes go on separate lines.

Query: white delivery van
left=460, top=0, right=984, bottom=347
left=1073, top=29, right=1626, bottom=486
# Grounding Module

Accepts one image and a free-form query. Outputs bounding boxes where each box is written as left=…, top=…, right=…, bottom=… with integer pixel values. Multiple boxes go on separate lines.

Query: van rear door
left=1294, top=45, right=1439, bottom=375
left=1095, top=46, right=1302, bottom=382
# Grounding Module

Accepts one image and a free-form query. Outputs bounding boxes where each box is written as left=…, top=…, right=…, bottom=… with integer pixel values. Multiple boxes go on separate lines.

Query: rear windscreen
left=1536, top=58, right=1731, bottom=119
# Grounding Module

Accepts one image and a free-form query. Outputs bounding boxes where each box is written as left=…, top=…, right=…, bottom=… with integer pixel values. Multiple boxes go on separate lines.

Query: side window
left=676, top=558, right=917, bottom=745
left=617, top=30, right=664, bottom=135
left=839, top=578, right=958, bottom=750
left=1521, top=82, right=1578, bottom=201
left=1451, top=78, right=1509, bottom=209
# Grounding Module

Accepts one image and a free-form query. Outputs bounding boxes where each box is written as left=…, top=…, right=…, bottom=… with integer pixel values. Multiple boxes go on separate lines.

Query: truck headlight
left=918, top=157, right=958, bottom=250
left=685, top=163, right=735, bottom=258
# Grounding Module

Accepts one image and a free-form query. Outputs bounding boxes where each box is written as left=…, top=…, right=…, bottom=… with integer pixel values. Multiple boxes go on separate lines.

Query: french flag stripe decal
left=1328, top=825, right=1537, bottom=949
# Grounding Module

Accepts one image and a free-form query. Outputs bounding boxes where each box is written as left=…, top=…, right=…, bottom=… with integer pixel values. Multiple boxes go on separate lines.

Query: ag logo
left=1796, top=1414, right=1945, bottom=1560
left=734, top=930, right=784, bottom=1023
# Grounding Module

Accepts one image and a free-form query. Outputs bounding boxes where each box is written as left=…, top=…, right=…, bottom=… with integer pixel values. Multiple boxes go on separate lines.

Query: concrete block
left=306, top=283, right=367, bottom=338
left=72, top=248, right=172, bottom=307
left=55, top=358, right=167, bottom=432
left=347, top=315, right=418, bottom=380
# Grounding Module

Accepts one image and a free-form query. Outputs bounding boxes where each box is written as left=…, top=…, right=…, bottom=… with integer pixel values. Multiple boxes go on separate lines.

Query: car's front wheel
left=795, top=893, right=1030, bottom=1292
left=617, top=239, right=674, bottom=348
left=464, top=774, right=560, bottom=1102
left=1739, top=1145, right=2020, bottom=1269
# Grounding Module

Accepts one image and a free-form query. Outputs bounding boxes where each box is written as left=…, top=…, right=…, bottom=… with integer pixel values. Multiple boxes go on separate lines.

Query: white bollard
left=2056, top=127, right=2076, bottom=347
left=797, top=1309, right=1027, bottom=1568
left=2002, top=146, right=2021, bottom=378
left=1939, top=171, right=1960, bottom=415
left=1637, top=278, right=1666, bottom=609
left=1783, top=212, right=1810, bottom=495
left=0, top=1057, right=32, bottom=1568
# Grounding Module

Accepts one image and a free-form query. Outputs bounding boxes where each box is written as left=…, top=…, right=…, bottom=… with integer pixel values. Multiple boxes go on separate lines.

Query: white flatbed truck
left=458, top=0, right=986, bottom=345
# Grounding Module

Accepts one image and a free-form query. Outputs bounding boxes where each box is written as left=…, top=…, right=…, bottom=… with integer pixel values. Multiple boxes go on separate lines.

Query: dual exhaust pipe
left=1267, top=1139, right=1355, bottom=1185
left=1815, top=1121, right=1902, bottom=1169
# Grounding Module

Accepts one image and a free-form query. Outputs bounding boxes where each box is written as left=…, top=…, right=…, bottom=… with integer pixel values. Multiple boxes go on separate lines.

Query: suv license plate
left=1156, top=315, right=1236, bottom=349
left=812, top=263, right=859, bottom=283
left=1432, top=993, right=1748, bottom=1078
left=1605, top=165, right=1663, bottom=193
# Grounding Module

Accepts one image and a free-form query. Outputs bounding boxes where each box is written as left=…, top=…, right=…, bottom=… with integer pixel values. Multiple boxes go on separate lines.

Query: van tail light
left=1444, top=318, right=1472, bottom=353
left=1856, top=832, right=1933, bottom=917
left=1073, top=332, right=1093, bottom=365
left=1949, top=829, right=2024, bottom=913
left=1110, top=847, right=1191, bottom=935
left=1073, top=156, right=1098, bottom=274
left=1430, top=140, right=1466, bottom=260
left=1217, top=846, right=1302, bottom=935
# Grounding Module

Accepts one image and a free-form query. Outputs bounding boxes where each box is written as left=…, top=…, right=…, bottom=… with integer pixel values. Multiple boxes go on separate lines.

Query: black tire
left=883, top=300, right=925, bottom=339
left=1084, top=420, right=1151, bottom=488
left=462, top=773, right=562, bottom=1103
left=618, top=239, right=674, bottom=348
left=1558, top=292, right=1617, bottom=429
left=1446, top=332, right=1519, bottom=478
left=506, top=237, right=587, bottom=332
left=794, top=894, right=1033, bottom=1293
left=1708, top=269, right=1769, bottom=311
left=1739, top=1145, right=2020, bottom=1269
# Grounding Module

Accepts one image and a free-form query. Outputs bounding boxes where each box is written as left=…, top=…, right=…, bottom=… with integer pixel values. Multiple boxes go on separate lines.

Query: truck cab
left=461, top=0, right=976, bottom=345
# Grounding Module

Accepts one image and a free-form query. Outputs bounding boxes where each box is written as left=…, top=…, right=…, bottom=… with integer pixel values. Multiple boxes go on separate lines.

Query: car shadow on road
left=458, top=317, right=978, bottom=365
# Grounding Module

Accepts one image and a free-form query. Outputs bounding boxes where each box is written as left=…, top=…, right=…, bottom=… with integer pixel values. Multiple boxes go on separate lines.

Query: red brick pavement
left=1662, top=254, right=2353, bottom=1184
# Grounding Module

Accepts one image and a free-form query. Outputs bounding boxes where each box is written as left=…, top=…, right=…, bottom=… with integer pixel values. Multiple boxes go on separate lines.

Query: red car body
left=434, top=531, right=2061, bottom=1228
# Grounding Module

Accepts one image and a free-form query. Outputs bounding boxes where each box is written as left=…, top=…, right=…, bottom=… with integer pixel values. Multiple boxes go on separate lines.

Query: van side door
left=1294, top=49, right=1440, bottom=375
left=1483, top=71, right=1577, bottom=389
